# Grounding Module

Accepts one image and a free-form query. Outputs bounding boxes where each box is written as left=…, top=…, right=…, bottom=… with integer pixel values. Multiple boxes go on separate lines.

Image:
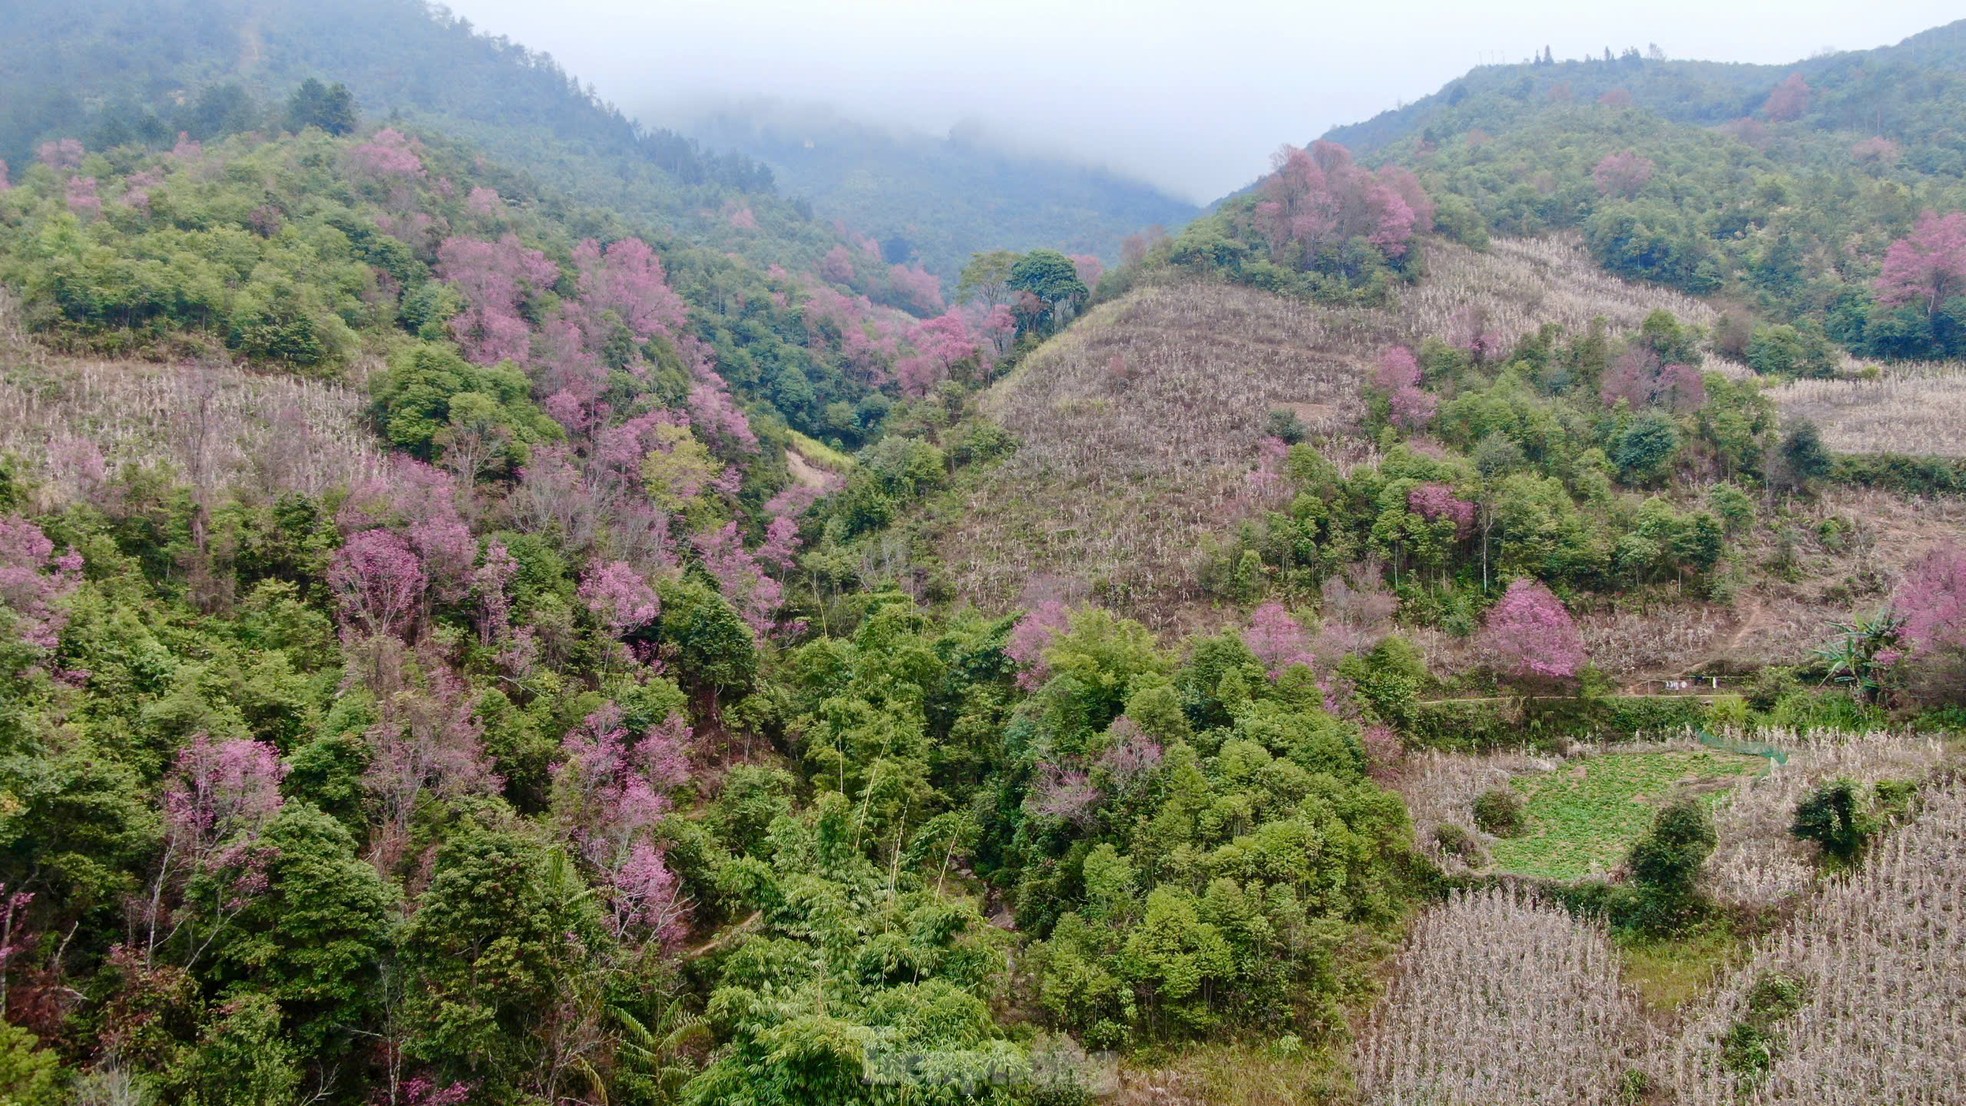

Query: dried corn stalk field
left=947, top=237, right=1719, bottom=625
left=0, top=294, right=384, bottom=506
left=1769, top=362, right=1966, bottom=458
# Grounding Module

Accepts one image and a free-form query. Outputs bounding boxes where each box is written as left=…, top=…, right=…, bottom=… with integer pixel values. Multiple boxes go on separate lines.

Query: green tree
left=1007, top=249, right=1090, bottom=334
left=286, top=78, right=358, bottom=135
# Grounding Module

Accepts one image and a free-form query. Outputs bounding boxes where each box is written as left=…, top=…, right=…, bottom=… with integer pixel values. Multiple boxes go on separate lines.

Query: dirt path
left=786, top=448, right=830, bottom=489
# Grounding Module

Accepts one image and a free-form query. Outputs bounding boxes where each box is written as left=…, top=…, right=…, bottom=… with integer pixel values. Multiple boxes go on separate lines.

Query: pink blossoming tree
left=1875, top=211, right=1966, bottom=319
left=1477, top=579, right=1586, bottom=681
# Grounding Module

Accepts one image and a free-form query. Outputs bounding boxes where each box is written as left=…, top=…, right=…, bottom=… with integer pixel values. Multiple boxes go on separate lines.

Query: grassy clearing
left=1487, top=750, right=1767, bottom=880
left=1616, top=926, right=1744, bottom=1014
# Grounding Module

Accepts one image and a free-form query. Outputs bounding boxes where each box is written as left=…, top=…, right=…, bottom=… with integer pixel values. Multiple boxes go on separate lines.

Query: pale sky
left=442, top=0, right=1964, bottom=201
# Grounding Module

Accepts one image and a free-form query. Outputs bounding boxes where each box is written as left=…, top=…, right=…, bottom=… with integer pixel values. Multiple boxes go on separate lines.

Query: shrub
left=1625, top=798, right=1716, bottom=934
left=1472, top=786, right=1525, bottom=837
left=1790, top=777, right=1874, bottom=863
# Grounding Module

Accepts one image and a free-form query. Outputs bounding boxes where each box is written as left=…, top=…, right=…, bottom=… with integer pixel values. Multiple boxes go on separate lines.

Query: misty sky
left=442, top=0, right=1963, bottom=201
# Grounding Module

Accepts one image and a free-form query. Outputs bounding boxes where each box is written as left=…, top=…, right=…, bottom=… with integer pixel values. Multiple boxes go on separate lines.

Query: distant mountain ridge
left=675, top=103, right=1200, bottom=282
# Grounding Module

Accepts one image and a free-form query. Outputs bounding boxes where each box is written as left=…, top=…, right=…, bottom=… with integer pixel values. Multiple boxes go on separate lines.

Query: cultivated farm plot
left=0, top=296, right=384, bottom=504
left=1486, top=750, right=1765, bottom=880
left=1769, top=361, right=1966, bottom=458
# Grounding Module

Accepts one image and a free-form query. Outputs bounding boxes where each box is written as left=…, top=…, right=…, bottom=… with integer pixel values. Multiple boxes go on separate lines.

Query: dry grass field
left=0, top=294, right=384, bottom=507
left=944, top=237, right=1722, bottom=627
left=1770, top=362, right=1966, bottom=458
left=1655, top=782, right=1966, bottom=1104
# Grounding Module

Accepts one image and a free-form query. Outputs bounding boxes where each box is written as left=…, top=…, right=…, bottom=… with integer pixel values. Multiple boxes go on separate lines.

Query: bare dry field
left=943, top=237, right=1721, bottom=627
left=0, top=295, right=384, bottom=507
left=1769, top=362, right=1966, bottom=458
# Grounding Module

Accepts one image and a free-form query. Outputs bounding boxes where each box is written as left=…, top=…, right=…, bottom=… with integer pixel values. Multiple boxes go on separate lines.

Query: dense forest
left=0, top=3, right=1962, bottom=1104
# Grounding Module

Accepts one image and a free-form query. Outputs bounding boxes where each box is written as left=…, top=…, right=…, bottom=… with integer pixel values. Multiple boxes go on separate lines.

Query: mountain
left=676, top=102, right=1199, bottom=282
left=0, top=5, right=1963, bottom=1105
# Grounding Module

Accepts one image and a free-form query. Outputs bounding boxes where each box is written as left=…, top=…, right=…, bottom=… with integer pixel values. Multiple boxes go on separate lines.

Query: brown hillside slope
left=942, top=236, right=1717, bottom=630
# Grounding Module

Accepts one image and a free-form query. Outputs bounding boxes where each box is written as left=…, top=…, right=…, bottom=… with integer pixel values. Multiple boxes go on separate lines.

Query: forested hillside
left=1315, top=22, right=1966, bottom=360
left=0, top=4, right=1963, bottom=1105
left=677, top=104, right=1198, bottom=283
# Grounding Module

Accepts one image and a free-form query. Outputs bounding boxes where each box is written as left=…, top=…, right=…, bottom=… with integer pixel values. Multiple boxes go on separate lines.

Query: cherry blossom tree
left=555, top=704, right=692, bottom=944
left=1894, top=544, right=1966, bottom=658
left=328, top=529, right=427, bottom=638
left=820, top=244, right=856, bottom=284
left=1093, top=717, right=1163, bottom=794
left=887, top=264, right=945, bottom=314
left=1592, top=151, right=1655, bottom=198
left=350, top=128, right=426, bottom=178
left=1374, top=346, right=1437, bottom=431
left=1408, top=483, right=1475, bottom=539
left=1762, top=73, right=1811, bottom=122
left=1006, top=600, right=1071, bottom=690
left=571, top=237, right=688, bottom=346
left=896, top=311, right=983, bottom=396
left=685, top=378, right=759, bottom=455
left=1254, top=141, right=1427, bottom=267
left=0, top=515, right=83, bottom=653
left=148, top=734, right=287, bottom=954
left=65, top=176, right=101, bottom=219
left=471, top=541, right=519, bottom=646
left=693, top=523, right=783, bottom=637
left=1477, top=579, right=1586, bottom=680
left=1026, top=763, right=1099, bottom=825
left=579, top=561, right=660, bottom=641
left=436, top=235, right=560, bottom=364
left=37, top=139, right=83, bottom=171
left=1245, top=603, right=1316, bottom=678
left=364, top=667, right=499, bottom=853
left=465, top=186, right=503, bottom=217
left=1069, top=254, right=1106, bottom=289
left=727, top=205, right=759, bottom=231
left=1875, top=211, right=1966, bottom=319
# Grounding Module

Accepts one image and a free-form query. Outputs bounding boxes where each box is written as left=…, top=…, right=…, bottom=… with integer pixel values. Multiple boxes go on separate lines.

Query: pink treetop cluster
left=571, top=237, right=688, bottom=346
left=1894, top=544, right=1966, bottom=657
left=1600, top=348, right=1704, bottom=413
left=1244, top=603, right=1317, bottom=678
left=121, top=168, right=166, bottom=215
left=685, top=378, right=760, bottom=456
left=693, top=523, right=785, bottom=637
left=350, top=128, right=426, bottom=178
left=1592, top=151, right=1655, bottom=199
left=888, top=264, right=945, bottom=315
left=471, top=541, right=519, bottom=646
left=1408, top=483, right=1475, bottom=539
left=1242, top=435, right=1292, bottom=510
left=465, top=186, right=503, bottom=217
left=1875, top=211, right=1966, bottom=318
left=1762, top=73, right=1811, bottom=122
left=163, top=734, right=287, bottom=859
left=1851, top=136, right=1901, bottom=165
left=1477, top=579, right=1586, bottom=680
left=38, top=139, right=84, bottom=171
left=363, top=666, right=500, bottom=847
left=1069, top=254, right=1106, bottom=288
left=896, top=311, right=984, bottom=397
left=556, top=704, right=692, bottom=944
left=0, top=515, right=84, bottom=652
left=170, top=133, right=202, bottom=162
left=436, top=234, right=560, bottom=365
left=726, top=204, right=759, bottom=231
left=1006, top=600, right=1072, bottom=690
left=339, top=461, right=475, bottom=603
left=1027, top=763, right=1100, bottom=826
left=1254, top=141, right=1431, bottom=265
left=1094, top=717, right=1163, bottom=793
left=1374, top=346, right=1438, bottom=431
left=65, top=176, right=101, bottom=219
left=820, top=244, right=856, bottom=284
left=329, top=528, right=428, bottom=638
left=1449, top=306, right=1507, bottom=363
left=0, top=161, right=9, bottom=191
left=579, top=561, right=661, bottom=641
